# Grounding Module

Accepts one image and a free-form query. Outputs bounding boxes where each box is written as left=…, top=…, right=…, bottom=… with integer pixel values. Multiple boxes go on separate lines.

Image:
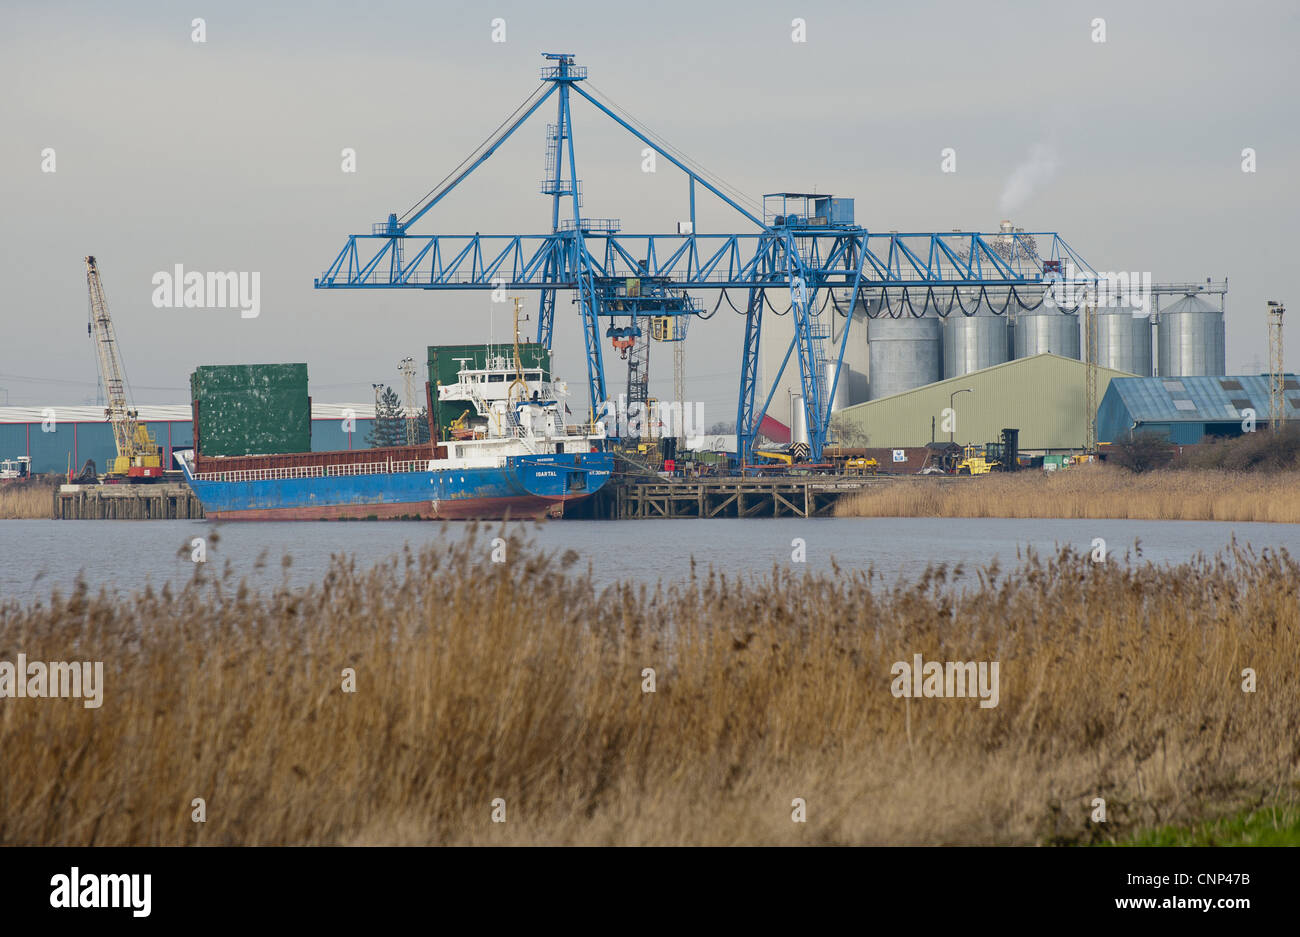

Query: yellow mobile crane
left=85, top=256, right=163, bottom=481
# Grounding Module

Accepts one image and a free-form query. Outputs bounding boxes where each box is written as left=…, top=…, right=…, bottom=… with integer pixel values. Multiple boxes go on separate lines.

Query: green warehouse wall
left=830, top=354, right=1135, bottom=451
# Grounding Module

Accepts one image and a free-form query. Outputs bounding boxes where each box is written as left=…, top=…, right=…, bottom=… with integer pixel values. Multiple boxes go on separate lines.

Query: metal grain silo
left=1157, top=294, right=1226, bottom=376
left=791, top=393, right=808, bottom=445
left=825, top=366, right=852, bottom=412
left=867, top=313, right=942, bottom=400
left=765, top=290, right=872, bottom=414
left=1013, top=309, right=1080, bottom=359
left=942, top=302, right=1008, bottom=378
left=829, top=294, right=872, bottom=406
left=1095, top=307, right=1153, bottom=376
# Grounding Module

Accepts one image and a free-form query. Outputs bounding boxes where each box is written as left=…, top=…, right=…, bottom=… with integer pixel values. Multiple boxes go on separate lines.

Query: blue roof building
left=0, top=403, right=377, bottom=476
left=1098, top=375, right=1300, bottom=444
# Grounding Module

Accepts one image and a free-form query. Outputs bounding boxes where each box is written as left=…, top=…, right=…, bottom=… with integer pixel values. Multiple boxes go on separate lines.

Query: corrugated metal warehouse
left=1097, top=375, right=1300, bottom=444
left=0, top=403, right=377, bottom=475
left=831, top=353, right=1135, bottom=452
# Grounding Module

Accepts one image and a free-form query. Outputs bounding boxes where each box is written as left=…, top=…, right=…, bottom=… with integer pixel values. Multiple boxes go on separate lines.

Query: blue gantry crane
left=314, top=53, right=1097, bottom=463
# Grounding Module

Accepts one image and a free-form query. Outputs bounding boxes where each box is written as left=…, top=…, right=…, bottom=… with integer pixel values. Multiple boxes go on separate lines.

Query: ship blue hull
left=179, top=452, right=612, bottom=520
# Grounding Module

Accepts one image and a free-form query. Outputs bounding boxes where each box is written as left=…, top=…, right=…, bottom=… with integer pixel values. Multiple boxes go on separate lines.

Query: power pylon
left=1268, top=301, right=1286, bottom=432
left=673, top=341, right=686, bottom=441
left=1085, top=292, right=1098, bottom=451
left=398, top=358, right=419, bottom=445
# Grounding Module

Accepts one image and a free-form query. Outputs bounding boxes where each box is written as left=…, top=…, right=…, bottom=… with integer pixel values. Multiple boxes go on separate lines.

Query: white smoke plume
left=998, top=143, right=1060, bottom=216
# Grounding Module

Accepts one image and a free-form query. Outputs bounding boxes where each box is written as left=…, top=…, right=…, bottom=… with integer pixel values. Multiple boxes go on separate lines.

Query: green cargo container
left=190, top=362, right=308, bottom=397
left=427, top=343, right=551, bottom=441
left=191, top=363, right=311, bottom=457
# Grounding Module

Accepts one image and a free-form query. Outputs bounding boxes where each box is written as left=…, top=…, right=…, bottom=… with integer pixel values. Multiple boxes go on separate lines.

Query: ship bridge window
left=526, top=371, right=542, bottom=382
left=488, top=374, right=505, bottom=382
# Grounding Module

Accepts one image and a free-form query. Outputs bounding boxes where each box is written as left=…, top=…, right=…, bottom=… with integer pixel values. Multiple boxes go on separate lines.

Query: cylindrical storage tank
left=942, top=304, right=1009, bottom=378
left=1096, top=307, right=1153, bottom=376
left=791, top=393, right=808, bottom=445
left=867, top=314, right=942, bottom=400
left=827, top=296, right=870, bottom=408
left=1013, top=310, right=1080, bottom=359
left=1158, top=295, right=1226, bottom=376
left=825, top=365, right=852, bottom=412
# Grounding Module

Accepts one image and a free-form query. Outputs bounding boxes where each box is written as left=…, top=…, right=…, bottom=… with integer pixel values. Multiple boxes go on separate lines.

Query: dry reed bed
left=1, top=529, right=1297, bottom=845
left=0, top=484, right=52, bottom=519
left=837, top=466, right=1300, bottom=524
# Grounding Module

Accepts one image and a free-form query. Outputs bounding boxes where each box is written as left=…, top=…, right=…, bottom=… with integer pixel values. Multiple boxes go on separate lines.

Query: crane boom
left=313, top=54, right=1101, bottom=462
left=85, top=255, right=163, bottom=480
left=86, top=256, right=132, bottom=457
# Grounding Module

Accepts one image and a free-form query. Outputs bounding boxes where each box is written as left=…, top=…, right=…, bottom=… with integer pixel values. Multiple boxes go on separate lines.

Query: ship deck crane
left=85, top=255, right=163, bottom=481
left=313, top=53, right=1099, bottom=463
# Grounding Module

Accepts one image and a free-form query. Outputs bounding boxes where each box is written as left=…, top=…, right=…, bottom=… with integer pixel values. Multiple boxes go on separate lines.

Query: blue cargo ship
left=176, top=355, right=612, bottom=520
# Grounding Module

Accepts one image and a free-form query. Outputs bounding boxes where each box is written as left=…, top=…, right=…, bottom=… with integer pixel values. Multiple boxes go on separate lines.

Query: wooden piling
left=54, top=483, right=204, bottom=520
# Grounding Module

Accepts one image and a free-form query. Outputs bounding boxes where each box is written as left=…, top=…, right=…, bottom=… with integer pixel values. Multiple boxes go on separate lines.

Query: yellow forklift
left=954, top=444, right=998, bottom=475
left=953, top=429, right=1020, bottom=475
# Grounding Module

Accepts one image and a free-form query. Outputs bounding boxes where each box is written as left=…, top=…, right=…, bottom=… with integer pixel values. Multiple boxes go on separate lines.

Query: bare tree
left=1109, top=432, right=1173, bottom=474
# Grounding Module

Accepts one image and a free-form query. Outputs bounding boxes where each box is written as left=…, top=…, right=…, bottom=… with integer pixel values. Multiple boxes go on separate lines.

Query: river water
left=2, top=517, right=1298, bottom=604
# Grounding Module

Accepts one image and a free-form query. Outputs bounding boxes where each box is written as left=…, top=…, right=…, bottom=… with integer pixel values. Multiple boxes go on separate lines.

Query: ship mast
left=508, top=297, right=530, bottom=403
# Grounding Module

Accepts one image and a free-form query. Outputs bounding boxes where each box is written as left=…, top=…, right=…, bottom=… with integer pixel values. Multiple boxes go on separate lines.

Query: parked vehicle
left=955, top=444, right=999, bottom=475
left=0, top=456, right=31, bottom=484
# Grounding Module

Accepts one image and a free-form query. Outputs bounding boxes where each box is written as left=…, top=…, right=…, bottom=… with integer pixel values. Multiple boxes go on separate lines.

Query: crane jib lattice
left=314, top=54, right=1099, bottom=462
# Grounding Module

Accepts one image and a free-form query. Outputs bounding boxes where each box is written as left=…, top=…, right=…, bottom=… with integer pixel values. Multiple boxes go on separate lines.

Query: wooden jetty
left=578, top=474, right=917, bottom=520
left=53, top=483, right=205, bottom=520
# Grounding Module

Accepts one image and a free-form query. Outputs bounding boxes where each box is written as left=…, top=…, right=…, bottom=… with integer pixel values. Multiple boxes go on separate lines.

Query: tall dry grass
left=1, top=528, right=1296, bottom=845
left=837, top=465, right=1300, bottom=523
left=0, top=483, right=52, bottom=519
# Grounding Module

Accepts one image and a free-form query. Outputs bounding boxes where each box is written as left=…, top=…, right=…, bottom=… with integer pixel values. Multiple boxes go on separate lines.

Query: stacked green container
left=427, top=343, right=551, bottom=441
left=191, top=363, right=311, bottom=457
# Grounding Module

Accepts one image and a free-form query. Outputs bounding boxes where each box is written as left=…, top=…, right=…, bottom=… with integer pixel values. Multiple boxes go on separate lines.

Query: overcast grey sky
left=2, top=0, right=1296, bottom=423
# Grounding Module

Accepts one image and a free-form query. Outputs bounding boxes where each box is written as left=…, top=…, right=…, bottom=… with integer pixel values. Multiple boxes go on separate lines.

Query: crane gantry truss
left=315, top=53, right=1098, bottom=462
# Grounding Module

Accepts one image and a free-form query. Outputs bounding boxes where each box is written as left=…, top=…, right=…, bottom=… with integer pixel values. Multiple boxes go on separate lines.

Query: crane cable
left=583, top=81, right=764, bottom=218
left=695, top=290, right=724, bottom=320
left=818, top=282, right=1073, bottom=319
left=763, top=290, right=792, bottom=316
left=725, top=288, right=750, bottom=314
left=398, top=82, right=552, bottom=226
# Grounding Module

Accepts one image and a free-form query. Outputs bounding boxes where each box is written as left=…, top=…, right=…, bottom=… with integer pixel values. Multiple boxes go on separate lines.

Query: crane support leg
left=536, top=283, right=557, bottom=348
left=790, top=270, right=827, bottom=461
left=575, top=271, right=607, bottom=420
left=735, top=287, right=764, bottom=465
